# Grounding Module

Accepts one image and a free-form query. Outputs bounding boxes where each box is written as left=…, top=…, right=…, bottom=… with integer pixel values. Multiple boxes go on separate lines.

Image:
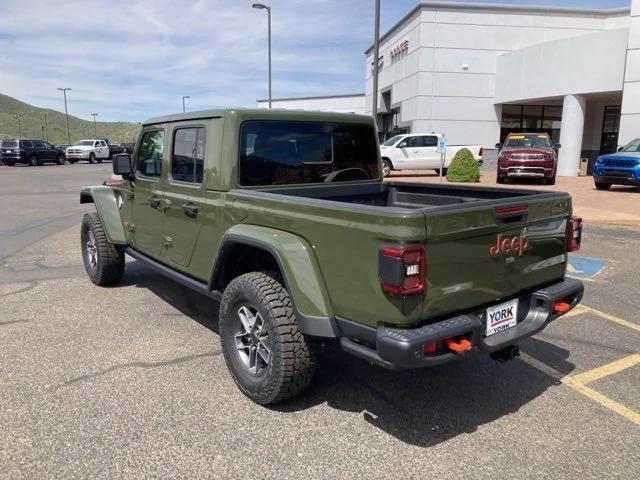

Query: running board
left=125, top=247, right=222, bottom=302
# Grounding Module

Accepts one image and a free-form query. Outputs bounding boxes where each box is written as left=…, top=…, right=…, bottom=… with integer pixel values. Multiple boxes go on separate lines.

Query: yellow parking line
left=563, top=304, right=590, bottom=318
left=563, top=381, right=640, bottom=425
left=567, top=353, right=640, bottom=385
left=581, top=306, right=640, bottom=333
left=561, top=304, right=640, bottom=332
left=563, top=354, right=640, bottom=426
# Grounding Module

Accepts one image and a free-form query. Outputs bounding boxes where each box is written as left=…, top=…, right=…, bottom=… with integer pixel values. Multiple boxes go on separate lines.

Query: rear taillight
left=379, top=245, right=426, bottom=295
left=567, top=216, right=582, bottom=252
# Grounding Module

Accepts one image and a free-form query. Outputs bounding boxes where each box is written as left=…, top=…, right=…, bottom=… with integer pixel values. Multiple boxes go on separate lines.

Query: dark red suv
left=496, top=133, right=559, bottom=185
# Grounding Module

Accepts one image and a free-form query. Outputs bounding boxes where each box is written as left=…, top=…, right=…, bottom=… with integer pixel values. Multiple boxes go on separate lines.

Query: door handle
left=147, top=195, right=161, bottom=209
left=182, top=203, right=199, bottom=217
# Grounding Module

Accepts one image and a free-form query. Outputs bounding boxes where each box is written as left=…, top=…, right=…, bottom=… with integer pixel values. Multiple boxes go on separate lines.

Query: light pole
left=43, top=113, right=49, bottom=141
left=82, top=123, right=87, bottom=137
left=252, top=3, right=272, bottom=108
left=372, top=0, right=381, bottom=123
left=13, top=114, right=22, bottom=137
left=182, top=95, right=190, bottom=113
left=57, top=87, right=72, bottom=145
left=91, top=113, right=98, bottom=137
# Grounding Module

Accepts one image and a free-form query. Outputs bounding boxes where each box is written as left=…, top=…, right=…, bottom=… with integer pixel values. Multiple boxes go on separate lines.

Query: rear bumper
left=338, top=277, right=583, bottom=370
left=0, top=154, right=27, bottom=163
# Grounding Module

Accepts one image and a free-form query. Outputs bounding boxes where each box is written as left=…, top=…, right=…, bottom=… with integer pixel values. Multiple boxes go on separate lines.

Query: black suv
left=1, top=139, right=66, bottom=166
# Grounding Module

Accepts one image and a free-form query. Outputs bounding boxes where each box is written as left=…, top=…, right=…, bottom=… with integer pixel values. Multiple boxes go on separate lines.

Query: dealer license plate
left=485, top=299, right=518, bottom=336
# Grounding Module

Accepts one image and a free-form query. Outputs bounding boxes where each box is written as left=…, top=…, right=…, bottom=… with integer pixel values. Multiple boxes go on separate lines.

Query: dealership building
left=258, top=0, right=640, bottom=176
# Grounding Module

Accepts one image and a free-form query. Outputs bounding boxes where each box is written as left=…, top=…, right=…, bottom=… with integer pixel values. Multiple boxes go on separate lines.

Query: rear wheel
left=81, top=213, right=125, bottom=286
left=219, top=271, right=316, bottom=405
left=29, top=155, right=40, bottom=166
left=57, top=154, right=65, bottom=165
left=496, top=174, right=506, bottom=184
left=5, top=162, right=15, bottom=167
left=437, top=168, right=448, bottom=176
left=89, top=153, right=96, bottom=164
left=595, top=181, right=612, bottom=191
left=381, top=159, right=392, bottom=178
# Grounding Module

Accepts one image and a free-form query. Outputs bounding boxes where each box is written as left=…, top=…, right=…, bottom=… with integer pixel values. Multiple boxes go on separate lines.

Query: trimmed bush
left=446, top=148, right=480, bottom=183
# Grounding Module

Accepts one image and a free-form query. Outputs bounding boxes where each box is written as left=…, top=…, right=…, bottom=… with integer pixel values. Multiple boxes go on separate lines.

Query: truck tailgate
left=422, top=196, right=571, bottom=319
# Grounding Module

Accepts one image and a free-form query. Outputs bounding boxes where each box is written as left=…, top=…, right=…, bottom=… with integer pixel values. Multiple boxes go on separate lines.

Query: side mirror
left=397, top=142, right=407, bottom=148
left=555, top=144, right=561, bottom=149
left=112, top=153, right=134, bottom=180
left=495, top=143, right=502, bottom=149
left=617, top=146, right=624, bottom=152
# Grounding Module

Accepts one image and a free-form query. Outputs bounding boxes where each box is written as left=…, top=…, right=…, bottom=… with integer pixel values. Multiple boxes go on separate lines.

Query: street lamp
left=57, top=87, right=72, bottom=145
left=82, top=123, right=87, bottom=136
left=252, top=3, right=272, bottom=108
left=13, top=114, right=22, bottom=137
left=43, top=113, right=49, bottom=141
left=91, top=113, right=98, bottom=137
left=182, top=95, right=190, bottom=113
left=372, top=0, right=381, bottom=122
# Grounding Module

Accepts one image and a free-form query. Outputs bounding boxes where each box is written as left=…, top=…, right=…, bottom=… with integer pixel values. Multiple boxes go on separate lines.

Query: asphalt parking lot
left=1, top=163, right=638, bottom=479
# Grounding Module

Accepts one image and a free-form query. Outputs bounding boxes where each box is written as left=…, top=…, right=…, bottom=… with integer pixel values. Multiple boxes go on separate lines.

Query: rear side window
left=3, top=140, right=18, bottom=148
left=419, top=136, right=438, bottom=147
left=21, top=140, right=33, bottom=148
left=136, top=129, right=164, bottom=177
left=171, top=127, right=205, bottom=184
left=33, top=140, right=44, bottom=148
left=239, top=120, right=380, bottom=186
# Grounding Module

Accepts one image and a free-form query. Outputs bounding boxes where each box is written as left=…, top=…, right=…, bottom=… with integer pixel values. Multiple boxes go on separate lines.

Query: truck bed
left=258, top=181, right=558, bottom=211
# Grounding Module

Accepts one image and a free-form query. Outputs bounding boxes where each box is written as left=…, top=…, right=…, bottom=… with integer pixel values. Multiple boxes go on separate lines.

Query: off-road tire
left=219, top=271, right=316, bottom=405
left=29, top=155, right=40, bottom=166
left=80, top=212, right=124, bottom=286
left=57, top=154, right=66, bottom=165
left=595, top=181, right=612, bottom=191
left=381, top=159, right=392, bottom=178
left=89, top=153, right=96, bottom=164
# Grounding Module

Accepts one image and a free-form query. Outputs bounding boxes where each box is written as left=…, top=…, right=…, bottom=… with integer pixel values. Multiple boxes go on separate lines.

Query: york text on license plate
left=486, top=299, right=518, bottom=336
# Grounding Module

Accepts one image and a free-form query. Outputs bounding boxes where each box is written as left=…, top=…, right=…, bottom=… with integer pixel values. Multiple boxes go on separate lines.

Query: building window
left=500, top=104, right=561, bottom=144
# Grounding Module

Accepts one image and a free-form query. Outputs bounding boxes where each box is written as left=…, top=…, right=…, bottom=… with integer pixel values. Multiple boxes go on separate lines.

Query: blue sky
left=0, top=0, right=630, bottom=122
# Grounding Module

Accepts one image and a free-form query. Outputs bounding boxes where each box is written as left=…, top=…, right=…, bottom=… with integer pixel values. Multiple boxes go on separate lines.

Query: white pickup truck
left=380, top=133, right=483, bottom=177
left=66, top=139, right=110, bottom=164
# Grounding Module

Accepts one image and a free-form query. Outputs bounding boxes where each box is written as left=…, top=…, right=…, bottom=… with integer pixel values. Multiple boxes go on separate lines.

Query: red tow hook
left=444, top=336, right=472, bottom=353
left=553, top=300, right=572, bottom=314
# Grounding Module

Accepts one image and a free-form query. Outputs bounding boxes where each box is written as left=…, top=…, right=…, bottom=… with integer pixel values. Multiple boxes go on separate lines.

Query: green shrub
left=446, top=148, right=480, bottom=183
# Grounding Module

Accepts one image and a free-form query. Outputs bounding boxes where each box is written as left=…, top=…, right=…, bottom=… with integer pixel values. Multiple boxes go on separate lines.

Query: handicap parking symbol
left=567, top=255, right=605, bottom=279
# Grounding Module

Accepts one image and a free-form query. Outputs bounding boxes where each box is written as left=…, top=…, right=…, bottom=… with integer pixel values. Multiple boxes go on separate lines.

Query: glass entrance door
left=599, top=106, right=620, bottom=155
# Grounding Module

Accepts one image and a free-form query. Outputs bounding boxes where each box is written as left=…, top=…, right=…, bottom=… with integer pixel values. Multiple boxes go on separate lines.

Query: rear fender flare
left=79, top=186, right=126, bottom=244
left=212, top=224, right=338, bottom=338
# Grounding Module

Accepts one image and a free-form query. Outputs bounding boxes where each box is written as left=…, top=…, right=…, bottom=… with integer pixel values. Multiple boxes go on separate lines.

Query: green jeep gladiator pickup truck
left=80, top=109, right=584, bottom=405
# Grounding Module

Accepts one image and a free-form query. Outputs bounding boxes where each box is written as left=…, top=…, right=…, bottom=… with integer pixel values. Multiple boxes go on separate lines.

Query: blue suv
left=593, top=138, right=640, bottom=190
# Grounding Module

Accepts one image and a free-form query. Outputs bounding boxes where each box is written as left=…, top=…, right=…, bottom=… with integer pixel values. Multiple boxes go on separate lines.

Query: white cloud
left=0, top=0, right=407, bottom=121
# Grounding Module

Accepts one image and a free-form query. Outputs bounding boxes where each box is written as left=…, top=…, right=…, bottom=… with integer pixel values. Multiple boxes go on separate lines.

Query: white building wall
left=495, top=28, right=629, bottom=104
left=256, top=94, right=366, bottom=114
left=365, top=2, right=630, bottom=146
left=619, top=0, right=640, bottom=145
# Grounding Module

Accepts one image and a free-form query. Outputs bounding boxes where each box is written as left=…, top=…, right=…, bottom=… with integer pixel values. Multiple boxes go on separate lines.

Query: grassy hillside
left=0, top=93, right=141, bottom=145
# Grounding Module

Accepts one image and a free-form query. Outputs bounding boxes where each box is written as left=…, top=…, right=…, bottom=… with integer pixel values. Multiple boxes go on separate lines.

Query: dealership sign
left=390, top=40, right=409, bottom=62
